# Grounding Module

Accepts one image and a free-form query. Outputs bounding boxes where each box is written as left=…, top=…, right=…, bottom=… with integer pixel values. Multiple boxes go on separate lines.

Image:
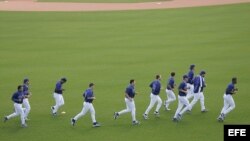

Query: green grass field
left=39, top=0, right=161, bottom=3
left=0, top=3, right=250, bottom=141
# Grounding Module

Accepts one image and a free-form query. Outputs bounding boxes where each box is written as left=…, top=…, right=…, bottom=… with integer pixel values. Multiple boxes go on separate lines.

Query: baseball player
left=23, top=78, right=31, bottom=121
left=189, top=71, right=208, bottom=112
left=143, top=74, right=162, bottom=119
left=71, top=83, right=100, bottom=127
left=187, top=64, right=195, bottom=100
left=164, top=72, right=176, bottom=111
left=173, top=75, right=191, bottom=122
left=51, top=77, right=67, bottom=116
left=114, top=79, right=140, bottom=125
left=217, top=77, right=238, bottom=122
left=4, top=85, right=27, bottom=128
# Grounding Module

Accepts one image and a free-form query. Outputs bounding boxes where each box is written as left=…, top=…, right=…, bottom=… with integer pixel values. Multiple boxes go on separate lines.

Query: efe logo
left=224, top=125, right=249, bottom=141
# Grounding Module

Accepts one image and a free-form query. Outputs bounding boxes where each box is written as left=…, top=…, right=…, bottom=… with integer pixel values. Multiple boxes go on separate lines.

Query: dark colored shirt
left=225, top=83, right=235, bottom=95
left=167, top=77, right=175, bottom=90
left=12, top=91, right=24, bottom=104
left=178, top=81, right=187, bottom=96
left=193, top=75, right=206, bottom=93
left=84, top=88, right=94, bottom=103
left=54, top=81, right=63, bottom=94
left=23, top=84, right=29, bottom=97
left=187, top=70, right=194, bottom=84
left=150, top=80, right=161, bottom=95
left=125, top=84, right=135, bottom=98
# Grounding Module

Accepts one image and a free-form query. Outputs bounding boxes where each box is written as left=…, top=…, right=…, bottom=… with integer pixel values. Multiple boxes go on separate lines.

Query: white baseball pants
left=165, top=89, right=176, bottom=108
left=174, top=95, right=190, bottom=118
left=118, top=98, right=136, bottom=121
left=189, top=92, right=206, bottom=111
left=220, top=94, right=235, bottom=116
left=23, top=98, right=31, bottom=119
left=53, top=93, right=64, bottom=113
left=144, top=93, right=162, bottom=114
left=7, top=103, right=25, bottom=125
left=186, top=83, right=194, bottom=100
left=73, top=102, right=96, bottom=123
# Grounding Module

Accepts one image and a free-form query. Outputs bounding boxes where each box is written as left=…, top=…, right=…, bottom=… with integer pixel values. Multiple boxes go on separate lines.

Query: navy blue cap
left=183, top=75, right=188, bottom=79
left=23, top=78, right=29, bottom=83
left=200, top=70, right=206, bottom=75
left=190, top=64, right=195, bottom=69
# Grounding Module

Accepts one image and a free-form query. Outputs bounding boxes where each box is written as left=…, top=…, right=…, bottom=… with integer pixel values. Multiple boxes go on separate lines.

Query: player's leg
left=52, top=93, right=60, bottom=113
left=144, top=94, right=157, bottom=115
left=53, top=94, right=64, bottom=113
left=127, top=99, right=136, bottom=121
left=89, top=104, right=100, bottom=127
left=173, top=96, right=184, bottom=119
left=6, top=104, right=19, bottom=120
left=187, top=84, right=194, bottom=100
left=23, top=98, right=31, bottom=119
left=57, top=95, right=64, bottom=109
left=155, top=95, right=162, bottom=113
left=89, top=104, right=96, bottom=123
left=15, top=103, right=26, bottom=126
left=221, top=94, right=230, bottom=114
left=189, top=93, right=200, bottom=110
left=223, top=95, right=235, bottom=116
left=165, top=90, right=176, bottom=110
left=199, top=92, right=206, bottom=112
left=179, top=97, right=190, bottom=115
left=73, top=102, right=90, bottom=121
left=118, top=98, right=131, bottom=116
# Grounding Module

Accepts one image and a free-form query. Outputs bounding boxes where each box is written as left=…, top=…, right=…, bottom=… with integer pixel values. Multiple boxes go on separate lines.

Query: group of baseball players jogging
left=3, top=64, right=238, bottom=128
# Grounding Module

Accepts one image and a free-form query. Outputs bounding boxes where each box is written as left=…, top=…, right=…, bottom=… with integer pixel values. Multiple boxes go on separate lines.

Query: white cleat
left=143, top=114, right=148, bottom=120
left=132, top=120, right=140, bottom=125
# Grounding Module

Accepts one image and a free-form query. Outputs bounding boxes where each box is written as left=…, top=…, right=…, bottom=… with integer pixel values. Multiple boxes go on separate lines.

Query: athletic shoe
left=201, top=109, right=208, bottom=113
left=172, top=118, right=178, bottom=122
left=143, top=114, right=148, bottom=120
left=114, top=112, right=119, bottom=120
left=132, top=120, right=140, bottom=125
left=71, top=118, right=76, bottom=126
left=93, top=122, right=101, bottom=127
left=177, top=113, right=182, bottom=121
left=3, top=117, right=8, bottom=122
left=154, top=111, right=160, bottom=117
left=217, top=117, right=224, bottom=122
left=21, top=123, right=28, bottom=128
left=165, top=107, right=171, bottom=111
left=50, top=107, right=57, bottom=116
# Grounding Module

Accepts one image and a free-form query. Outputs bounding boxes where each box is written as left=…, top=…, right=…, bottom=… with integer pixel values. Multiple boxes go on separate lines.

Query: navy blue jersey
left=167, top=77, right=175, bottom=90
left=150, top=80, right=161, bottom=95
left=12, top=91, right=24, bottom=104
left=84, top=88, right=94, bottom=103
left=187, top=70, right=194, bottom=84
left=225, top=83, right=235, bottom=95
left=193, top=76, right=206, bottom=93
left=23, top=84, right=29, bottom=96
left=54, top=81, right=63, bottom=94
left=178, top=81, right=187, bottom=96
left=125, top=84, right=135, bottom=98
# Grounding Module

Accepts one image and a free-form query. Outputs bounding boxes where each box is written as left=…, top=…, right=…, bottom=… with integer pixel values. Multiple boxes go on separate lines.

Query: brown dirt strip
left=0, top=0, right=250, bottom=12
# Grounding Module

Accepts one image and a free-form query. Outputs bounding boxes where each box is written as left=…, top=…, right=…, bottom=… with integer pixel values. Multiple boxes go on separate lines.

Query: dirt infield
left=0, top=0, right=249, bottom=12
